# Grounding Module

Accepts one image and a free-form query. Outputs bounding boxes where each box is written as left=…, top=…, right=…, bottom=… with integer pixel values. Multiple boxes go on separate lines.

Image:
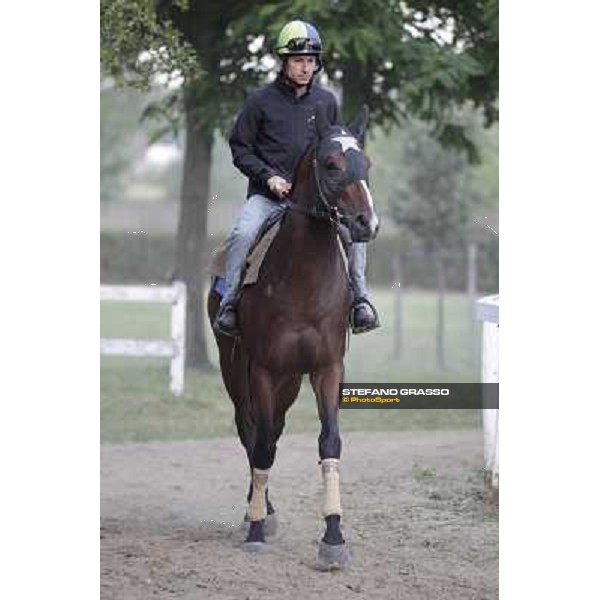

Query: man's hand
left=267, top=175, right=292, bottom=199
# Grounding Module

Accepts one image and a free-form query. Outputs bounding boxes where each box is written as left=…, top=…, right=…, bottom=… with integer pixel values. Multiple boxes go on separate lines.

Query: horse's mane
left=289, top=142, right=317, bottom=200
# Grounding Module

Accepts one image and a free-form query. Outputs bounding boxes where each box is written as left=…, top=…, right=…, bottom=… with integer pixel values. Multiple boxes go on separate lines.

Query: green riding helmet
left=275, top=20, right=323, bottom=71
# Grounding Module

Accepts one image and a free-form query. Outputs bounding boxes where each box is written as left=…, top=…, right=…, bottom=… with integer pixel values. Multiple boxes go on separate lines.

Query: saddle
left=208, top=209, right=350, bottom=297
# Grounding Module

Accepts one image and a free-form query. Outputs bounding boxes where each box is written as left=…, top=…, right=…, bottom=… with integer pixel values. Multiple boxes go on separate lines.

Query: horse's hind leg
left=310, top=362, right=351, bottom=570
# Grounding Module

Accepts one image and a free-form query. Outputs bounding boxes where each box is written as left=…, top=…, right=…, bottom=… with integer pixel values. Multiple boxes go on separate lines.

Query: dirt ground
left=101, top=431, right=498, bottom=600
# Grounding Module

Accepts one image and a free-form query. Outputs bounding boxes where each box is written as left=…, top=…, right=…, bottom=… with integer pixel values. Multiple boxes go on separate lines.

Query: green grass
left=412, top=465, right=438, bottom=482
left=101, top=288, right=482, bottom=443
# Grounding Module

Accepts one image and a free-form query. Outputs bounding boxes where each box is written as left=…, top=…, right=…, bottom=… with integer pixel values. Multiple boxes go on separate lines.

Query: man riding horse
left=213, top=20, right=380, bottom=337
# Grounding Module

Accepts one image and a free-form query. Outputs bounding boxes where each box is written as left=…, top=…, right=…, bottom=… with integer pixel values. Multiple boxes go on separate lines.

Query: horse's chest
left=256, top=320, right=346, bottom=373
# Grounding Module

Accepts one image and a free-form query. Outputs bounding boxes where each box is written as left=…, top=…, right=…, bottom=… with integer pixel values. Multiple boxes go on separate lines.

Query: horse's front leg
left=243, top=464, right=278, bottom=537
left=310, top=362, right=351, bottom=570
left=237, top=409, right=278, bottom=536
left=243, top=363, right=279, bottom=552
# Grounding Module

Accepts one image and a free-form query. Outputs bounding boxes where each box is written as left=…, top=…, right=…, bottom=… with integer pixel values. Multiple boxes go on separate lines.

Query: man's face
left=284, top=55, right=317, bottom=87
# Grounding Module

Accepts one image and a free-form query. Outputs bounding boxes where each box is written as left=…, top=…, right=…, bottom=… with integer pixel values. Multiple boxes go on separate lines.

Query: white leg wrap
left=321, top=458, right=342, bottom=517
left=247, top=468, right=269, bottom=521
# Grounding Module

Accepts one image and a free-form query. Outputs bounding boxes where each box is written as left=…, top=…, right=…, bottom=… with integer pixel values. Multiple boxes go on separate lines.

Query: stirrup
left=213, top=303, right=241, bottom=337
left=350, top=297, right=381, bottom=334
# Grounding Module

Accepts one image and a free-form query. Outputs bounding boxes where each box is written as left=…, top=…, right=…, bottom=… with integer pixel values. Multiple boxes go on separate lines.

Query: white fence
left=475, top=294, right=499, bottom=495
left=100, top=281, right=187, bottom=396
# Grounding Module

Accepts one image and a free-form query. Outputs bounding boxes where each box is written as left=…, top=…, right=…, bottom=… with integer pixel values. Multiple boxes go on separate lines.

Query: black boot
left=350, top=297, right=380, bottom=334
left=213, top=303, right=241, bottom=337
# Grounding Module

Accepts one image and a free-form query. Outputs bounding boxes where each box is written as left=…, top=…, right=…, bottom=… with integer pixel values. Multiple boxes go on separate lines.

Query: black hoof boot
left=317, top=516, right=350, bottom=570
left=243, top=520, right=267, bottom=553
left=241, top=511, right=278, bottom=537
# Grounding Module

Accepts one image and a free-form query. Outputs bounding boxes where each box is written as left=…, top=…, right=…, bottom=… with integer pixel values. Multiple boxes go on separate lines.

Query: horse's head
left=312, top=104, right=380, bottom=242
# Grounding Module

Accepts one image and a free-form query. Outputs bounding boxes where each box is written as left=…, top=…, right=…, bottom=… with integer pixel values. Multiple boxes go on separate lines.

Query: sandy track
left=101, top=431, right=498, bottom=599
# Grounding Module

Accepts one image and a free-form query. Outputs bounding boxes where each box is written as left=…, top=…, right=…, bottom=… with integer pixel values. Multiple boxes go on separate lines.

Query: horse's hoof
left=317, top=540, right=351, bottom=571
left=243, top=541, right=268, bottom=553
left=241, top=512, right=278, bottom=537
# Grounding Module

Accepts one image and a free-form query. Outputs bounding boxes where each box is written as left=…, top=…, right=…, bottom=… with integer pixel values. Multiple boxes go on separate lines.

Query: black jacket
left=229, top=75, right=341, bottom=202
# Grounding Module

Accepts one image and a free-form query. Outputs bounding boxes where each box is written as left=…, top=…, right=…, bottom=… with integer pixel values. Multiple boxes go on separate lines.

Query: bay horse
left=207, top=104, right=379, bottom=569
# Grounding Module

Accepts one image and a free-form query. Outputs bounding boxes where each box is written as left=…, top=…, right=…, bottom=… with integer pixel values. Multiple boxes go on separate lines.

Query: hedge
left=101, top=232, right=498, bottom=293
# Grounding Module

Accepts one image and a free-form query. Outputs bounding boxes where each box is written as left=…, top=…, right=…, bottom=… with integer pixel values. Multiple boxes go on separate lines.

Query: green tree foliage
left=102, top=0, right=498, bottom=152
left=232, top=0, right=498, bottom=157
left=368, top=126, right=493, bottom=229
left=100, top=0, right=203, bottom=145
left=389, top=118, right=475, bottom=252
left=470, top=120, right=498, bottom=212
left=102, top=0, right=268, bottom=137
left=101, top=0, right=200, bottom=90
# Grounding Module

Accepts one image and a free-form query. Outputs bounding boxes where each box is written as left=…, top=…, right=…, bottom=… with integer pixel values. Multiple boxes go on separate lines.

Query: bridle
left=285, top=144, right=346, bottom=228
left=312, top=156, right=343, bottom=223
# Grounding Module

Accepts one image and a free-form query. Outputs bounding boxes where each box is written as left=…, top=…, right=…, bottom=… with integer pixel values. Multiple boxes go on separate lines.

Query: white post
left=475, top=294, right=499, bottom=495
left=170, top=281, right=186, bottom=396
left=100, top=281, right=187, bottom=396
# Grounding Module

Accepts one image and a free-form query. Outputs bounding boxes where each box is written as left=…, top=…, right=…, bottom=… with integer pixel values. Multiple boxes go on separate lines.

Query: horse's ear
left=314, top=102, right=330, bottom=140
left=348, top=105, right=369, bottom=146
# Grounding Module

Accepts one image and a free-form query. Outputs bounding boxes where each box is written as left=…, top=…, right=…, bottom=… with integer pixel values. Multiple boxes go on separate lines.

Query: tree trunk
left=341, top=57, right=373, bottom=134
left=175, top=87, right=214, bottom=370
left=435, top=252, right=446, bottom=370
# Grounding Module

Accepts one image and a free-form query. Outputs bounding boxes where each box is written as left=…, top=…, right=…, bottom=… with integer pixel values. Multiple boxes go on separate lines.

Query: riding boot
left=213, top=195, right=286, bottom=338
left=350, top=297, right=380, bottom=334
left=348, top=243, right=380, bottom=334
left=213, top=301, right=241, bottom=337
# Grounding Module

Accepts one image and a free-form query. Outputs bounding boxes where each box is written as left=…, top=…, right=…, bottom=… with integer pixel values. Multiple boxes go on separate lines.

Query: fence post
left=170, top=281, right=187, bottom=396
left=100, top=281, right=187, bottom=396
left=475, top=294, right=499, bottom=499
left=393, top=254, right=403, bottom=360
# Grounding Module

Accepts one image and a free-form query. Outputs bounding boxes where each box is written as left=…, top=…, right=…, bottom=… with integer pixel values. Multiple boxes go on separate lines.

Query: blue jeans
left=220, top=194, right=369, bottom=307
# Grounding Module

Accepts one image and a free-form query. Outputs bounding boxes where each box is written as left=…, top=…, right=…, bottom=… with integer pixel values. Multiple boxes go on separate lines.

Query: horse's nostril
left=357, top=214, right=369, bottom=228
